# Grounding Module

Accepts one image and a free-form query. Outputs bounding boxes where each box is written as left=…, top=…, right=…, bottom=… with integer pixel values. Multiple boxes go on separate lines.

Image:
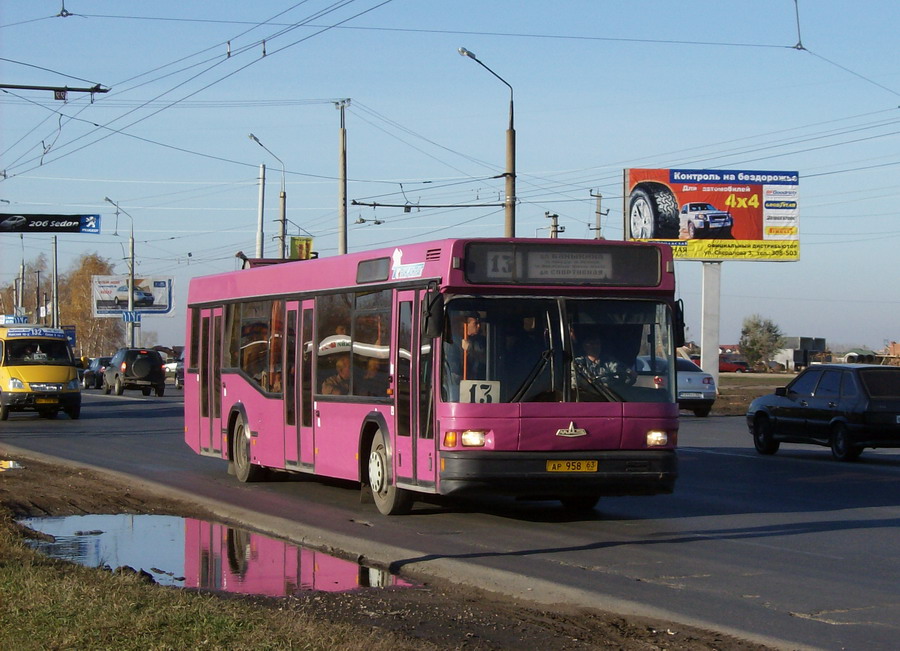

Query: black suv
left=104, top=348, right=166, bottom=397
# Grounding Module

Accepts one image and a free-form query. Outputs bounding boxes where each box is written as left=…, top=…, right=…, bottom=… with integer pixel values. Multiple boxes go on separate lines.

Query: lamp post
left=104, top=197, right=136, bottom=347
left=459, top=47, right=516, bottom=238
left=249, top=133, right=287, bottom=259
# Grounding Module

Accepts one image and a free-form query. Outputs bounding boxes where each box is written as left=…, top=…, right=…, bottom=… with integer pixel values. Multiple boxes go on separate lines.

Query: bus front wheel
left=368, top=430, right=412, bottom=516
left=232, top=415, right=266, bottom=482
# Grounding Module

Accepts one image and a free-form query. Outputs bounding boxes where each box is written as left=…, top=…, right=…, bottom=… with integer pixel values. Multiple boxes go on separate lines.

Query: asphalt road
left=2, top=390, right=899, bottom=650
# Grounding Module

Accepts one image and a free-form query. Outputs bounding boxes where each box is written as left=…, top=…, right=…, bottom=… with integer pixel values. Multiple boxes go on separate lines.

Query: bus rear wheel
left=232, top=415, right=266, bottom=482
left=368, top=430, right=412, bottom=516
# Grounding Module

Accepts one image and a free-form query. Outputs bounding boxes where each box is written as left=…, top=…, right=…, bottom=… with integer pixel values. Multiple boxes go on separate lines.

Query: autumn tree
left=1, top=252, right=124, bottom=357
left=739, top=314, right=785, bottom=371
left=58, top=253, right=124, bottom=357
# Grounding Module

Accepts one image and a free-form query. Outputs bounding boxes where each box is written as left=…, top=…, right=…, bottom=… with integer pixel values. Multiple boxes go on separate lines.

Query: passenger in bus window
left=358, top=357, right=389, bottom=397
left=446, top=314, right=486, bottom=381
left=321, top=354, right=351, bottom=395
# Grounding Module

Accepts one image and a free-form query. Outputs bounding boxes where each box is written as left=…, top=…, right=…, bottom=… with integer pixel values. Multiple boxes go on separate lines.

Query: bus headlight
left=442, top=429, right=487, bottom=448
left=8, top=378, right=25, bottom=390
left=646, top=430, right=668, bottom=447
left=460, top=430, right=486, bottom=447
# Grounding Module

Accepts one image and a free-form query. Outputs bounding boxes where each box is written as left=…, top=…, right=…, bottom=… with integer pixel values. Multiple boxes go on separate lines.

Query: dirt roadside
left=0, top=450, right=776, bottom=650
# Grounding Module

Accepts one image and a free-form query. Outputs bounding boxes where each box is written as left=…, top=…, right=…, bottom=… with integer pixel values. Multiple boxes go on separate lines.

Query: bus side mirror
left=673, top=299, right=686, bottom=348
left=422, top=291, right=444, bottom=340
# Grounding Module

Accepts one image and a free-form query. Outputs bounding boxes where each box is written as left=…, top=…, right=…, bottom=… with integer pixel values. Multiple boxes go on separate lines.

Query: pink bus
left=184, top=238, right=684, bottom=515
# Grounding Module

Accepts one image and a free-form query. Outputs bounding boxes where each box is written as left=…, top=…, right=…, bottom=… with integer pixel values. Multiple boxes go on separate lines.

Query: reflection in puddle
left=20, top=515, right=414, bottom=596
left=0, top=459, right=25, bottom=472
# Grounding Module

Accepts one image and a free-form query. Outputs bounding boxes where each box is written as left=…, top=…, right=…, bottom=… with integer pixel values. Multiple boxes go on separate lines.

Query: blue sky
left=2, top=1, right=898, bottom=350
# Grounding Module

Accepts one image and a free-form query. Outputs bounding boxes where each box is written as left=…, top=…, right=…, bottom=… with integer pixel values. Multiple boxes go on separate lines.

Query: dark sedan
left=82, top=356, right=112, bottom=389
left=747, top=364, right=900, bottom=461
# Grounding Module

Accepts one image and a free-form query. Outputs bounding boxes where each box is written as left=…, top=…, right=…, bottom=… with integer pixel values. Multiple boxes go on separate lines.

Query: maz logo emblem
left=556, top=422, right=587, bottom=438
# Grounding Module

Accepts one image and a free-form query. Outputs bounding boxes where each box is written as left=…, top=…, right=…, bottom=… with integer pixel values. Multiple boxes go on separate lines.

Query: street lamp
left=249, top=133, right=287, bottom=259
left=104, top=197, right=137, bottom=347
left=459, top=47, right=516, bottom=238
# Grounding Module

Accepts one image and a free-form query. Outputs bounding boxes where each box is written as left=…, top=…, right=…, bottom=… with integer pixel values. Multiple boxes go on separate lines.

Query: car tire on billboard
left=628, top=184, right=679, bottom=239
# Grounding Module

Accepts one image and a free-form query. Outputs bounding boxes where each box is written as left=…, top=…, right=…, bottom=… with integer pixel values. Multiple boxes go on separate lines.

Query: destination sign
left=465, top=243, right=661, bottom=286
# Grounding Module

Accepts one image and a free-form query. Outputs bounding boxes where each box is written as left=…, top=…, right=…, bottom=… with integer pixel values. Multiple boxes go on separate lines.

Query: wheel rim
left=369, top=446, right=387, bottom=494
left=630, top=199, right=653, bottom=238
left=833, top=427, right=848, bottom=456
left=754, top=418, right=771, bottom=449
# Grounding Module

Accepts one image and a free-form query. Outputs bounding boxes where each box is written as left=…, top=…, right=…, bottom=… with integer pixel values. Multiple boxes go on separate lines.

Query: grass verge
left=713, top=372, right=790, bottom=416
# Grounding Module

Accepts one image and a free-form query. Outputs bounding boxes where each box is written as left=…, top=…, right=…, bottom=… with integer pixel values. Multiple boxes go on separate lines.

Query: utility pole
left=590, top=189, right=608, bottom=239
left=35, top=270, right=41, bottom=324
left=52, top=236, right=59, bottom=328
left=255, top=164, right=266, bottom=258
left=337, top=99, right=350, bottom=255
left=459, top=48, right=516, bottom=237
left=249, top=134, right=286, bottom=258
left=545, top=212, right=564, bottom=238
left=19, top=244, right=25, bottom=315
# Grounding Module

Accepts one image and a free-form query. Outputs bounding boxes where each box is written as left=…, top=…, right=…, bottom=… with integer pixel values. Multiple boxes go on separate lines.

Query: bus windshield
left=441, top=297, right=675, bottom=404
left=2, top=339, right=74, bottom=366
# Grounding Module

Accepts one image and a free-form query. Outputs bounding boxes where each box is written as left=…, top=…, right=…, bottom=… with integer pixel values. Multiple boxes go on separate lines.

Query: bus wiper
left=510, top=349, right=551, bottom=402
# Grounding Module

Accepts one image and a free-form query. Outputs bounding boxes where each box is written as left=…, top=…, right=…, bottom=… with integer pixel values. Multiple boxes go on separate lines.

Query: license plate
left=679, top=392, right=703, bottom=399
left=547, top=460, right=598, bottom=472
left=35, top=397, right=58, bottom=404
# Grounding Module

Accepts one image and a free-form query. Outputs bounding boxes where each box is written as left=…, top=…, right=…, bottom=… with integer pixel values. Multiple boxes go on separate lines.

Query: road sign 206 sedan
left=747, top=364, right=900, bottom=461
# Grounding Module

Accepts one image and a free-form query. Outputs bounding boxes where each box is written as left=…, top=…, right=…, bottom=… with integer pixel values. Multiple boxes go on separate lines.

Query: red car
left=719, top=358, right=751, bottom=373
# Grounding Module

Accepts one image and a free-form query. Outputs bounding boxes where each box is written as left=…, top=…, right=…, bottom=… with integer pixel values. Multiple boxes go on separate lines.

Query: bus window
left=441, top=297, right=673, bottom=404
left=237, top=301, right=272, bottom=390
left=285, top=309, right=297, bottom=426
left=352, top=289, right=390, bottom=398
left=316, top=293, right=352, bottom=394
left=301, top=308, right=313, bottom=426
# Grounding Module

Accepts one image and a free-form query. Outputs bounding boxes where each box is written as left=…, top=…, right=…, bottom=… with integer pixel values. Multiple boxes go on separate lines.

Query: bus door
left=296, top=302, right=315, bottom=469
left=395, top=290, right=437, bottom=488
left=415, top=289, right=437, bottom=488
left=394, top=292, right=416, bottom=483
left=283, top=303, right=300, bottom=465
left=198, top=307, right=224, bottom=455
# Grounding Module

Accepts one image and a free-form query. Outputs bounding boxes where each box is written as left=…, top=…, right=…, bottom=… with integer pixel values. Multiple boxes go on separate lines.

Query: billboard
left=289, top=236, right=314, bottom=260
left=0, top=213, right=100, bottom=234
left=91, top=275, right=174, bottom=317
left=624, top=169, right=799, bottom=261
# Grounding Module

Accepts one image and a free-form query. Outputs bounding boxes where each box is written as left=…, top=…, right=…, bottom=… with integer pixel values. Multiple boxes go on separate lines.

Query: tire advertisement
left=624, top=169, right=799, bottom=261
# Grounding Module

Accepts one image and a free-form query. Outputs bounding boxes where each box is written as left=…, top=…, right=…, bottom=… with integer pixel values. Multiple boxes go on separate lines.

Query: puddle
left=19, top=514, right=415, bottom=596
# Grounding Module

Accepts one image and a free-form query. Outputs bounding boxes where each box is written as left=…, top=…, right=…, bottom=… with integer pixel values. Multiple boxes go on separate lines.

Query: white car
left=114, top=285, right=154, bottom=307
left=637, top=356, right=717, bottom=417
left=0, top=215, right=27, bottom=231
left=679, top=202, right=733, bottom=239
